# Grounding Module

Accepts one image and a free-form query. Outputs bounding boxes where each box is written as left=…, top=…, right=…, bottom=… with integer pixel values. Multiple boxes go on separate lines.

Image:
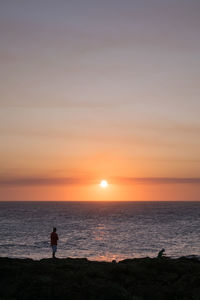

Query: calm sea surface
left=0, top=201, right=200, bottom=261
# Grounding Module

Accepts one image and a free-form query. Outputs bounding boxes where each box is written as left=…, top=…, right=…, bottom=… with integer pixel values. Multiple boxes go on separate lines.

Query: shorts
left=52, top=245, right=57, bottom=252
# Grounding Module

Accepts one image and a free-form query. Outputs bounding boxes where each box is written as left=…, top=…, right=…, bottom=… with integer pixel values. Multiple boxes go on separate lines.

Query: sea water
left=0, top=201, right=200, bottom=261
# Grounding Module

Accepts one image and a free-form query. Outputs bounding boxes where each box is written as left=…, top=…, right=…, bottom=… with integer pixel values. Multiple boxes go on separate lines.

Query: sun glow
left=100, top=180, right=108, bottom=188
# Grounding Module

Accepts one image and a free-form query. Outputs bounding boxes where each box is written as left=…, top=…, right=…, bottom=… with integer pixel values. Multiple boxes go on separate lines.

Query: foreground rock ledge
left=1, top=257, right=200, bottom=300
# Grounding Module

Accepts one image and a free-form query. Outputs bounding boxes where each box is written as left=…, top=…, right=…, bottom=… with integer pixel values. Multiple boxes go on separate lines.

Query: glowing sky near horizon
left=0, top=0, right=200, bottom=200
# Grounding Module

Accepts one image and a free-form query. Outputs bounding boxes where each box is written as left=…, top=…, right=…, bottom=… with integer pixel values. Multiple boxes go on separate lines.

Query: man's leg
left=52, top=246, right=55, bottom=258
left=52, top=245, right=57, bottom=258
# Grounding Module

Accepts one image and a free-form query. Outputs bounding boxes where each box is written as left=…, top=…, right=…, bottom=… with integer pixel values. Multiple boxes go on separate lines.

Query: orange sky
left=0, top=0, right=200, bottom=200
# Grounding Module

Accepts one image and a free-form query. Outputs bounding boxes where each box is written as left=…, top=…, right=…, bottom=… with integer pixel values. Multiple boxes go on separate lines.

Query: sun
left=100, top=180, right=108, bottom=188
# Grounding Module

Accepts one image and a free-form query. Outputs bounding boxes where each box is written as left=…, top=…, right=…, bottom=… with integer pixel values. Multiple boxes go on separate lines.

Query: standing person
left=51, top=227, right=59, bottom=259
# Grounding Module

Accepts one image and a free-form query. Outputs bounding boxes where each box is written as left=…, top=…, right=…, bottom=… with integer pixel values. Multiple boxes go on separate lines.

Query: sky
left=0, top=0, right=200, bottom=200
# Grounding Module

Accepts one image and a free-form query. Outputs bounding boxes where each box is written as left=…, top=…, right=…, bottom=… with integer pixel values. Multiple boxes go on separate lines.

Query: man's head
left=53, top=227, right=57, bottom=232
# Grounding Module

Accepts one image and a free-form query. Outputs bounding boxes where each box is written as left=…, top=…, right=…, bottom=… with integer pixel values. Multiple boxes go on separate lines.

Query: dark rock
left=1, top=257, right=200, bottom=299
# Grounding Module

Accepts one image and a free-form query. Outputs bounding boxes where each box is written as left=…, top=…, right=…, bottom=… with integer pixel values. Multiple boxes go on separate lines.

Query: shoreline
left=1, top=253, right=200, bottom=262
left=1, top=256, right=200, bottom=299
left=1, top=254, right=200, bottom=261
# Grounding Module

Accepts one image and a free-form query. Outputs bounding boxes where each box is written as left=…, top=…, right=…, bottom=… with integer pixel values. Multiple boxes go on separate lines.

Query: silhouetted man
left=51, top=227, right=59, bottom=258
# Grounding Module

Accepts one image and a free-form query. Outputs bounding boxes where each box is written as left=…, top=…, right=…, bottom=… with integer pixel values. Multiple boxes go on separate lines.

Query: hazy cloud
left=0, top=176, right=200, bottom=187
left=0, top=176, right=93, bottom=187
left=114, top=177, right=200, bottom=185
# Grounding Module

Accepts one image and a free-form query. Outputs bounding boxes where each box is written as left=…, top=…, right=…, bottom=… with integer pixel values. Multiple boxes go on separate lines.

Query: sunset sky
left=0, top=0, right=200, bottom=200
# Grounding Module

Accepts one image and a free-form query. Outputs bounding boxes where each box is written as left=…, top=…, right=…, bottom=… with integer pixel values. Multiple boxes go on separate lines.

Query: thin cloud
left=113, top=177, right=200, bottom=185
left=0, top=176, right=200, bottom=187
left=0, top=176, right=93, bottom=187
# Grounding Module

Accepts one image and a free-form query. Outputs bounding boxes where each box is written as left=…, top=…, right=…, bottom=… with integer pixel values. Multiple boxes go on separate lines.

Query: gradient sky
left=0, top=0, right=200, bottom=200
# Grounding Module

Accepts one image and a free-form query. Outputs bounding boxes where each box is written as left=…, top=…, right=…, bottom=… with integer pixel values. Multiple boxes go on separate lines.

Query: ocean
left=0, top=201, right=200, bottom=261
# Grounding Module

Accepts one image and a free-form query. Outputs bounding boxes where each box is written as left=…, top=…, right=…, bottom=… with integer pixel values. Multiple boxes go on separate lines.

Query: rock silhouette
left=1, top=257, right=200, bottom=300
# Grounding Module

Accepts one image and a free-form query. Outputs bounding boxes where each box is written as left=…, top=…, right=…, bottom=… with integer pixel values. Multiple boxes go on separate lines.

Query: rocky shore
left=1, top=256, right=200, bottom=300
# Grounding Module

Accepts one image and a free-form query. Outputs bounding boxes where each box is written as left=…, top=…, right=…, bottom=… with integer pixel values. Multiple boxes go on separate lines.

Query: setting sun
left=100, top=180, right=108, bottom=188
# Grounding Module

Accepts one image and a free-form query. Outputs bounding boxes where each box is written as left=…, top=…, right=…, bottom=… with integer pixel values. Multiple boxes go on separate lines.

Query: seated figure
left=157, top=248, right=165, bottom=258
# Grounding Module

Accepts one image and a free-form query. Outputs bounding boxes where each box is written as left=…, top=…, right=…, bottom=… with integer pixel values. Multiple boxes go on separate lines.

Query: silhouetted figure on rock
left=51, top=227, right=59, bottom=259
left=157, top=248, right=165, bottom=258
